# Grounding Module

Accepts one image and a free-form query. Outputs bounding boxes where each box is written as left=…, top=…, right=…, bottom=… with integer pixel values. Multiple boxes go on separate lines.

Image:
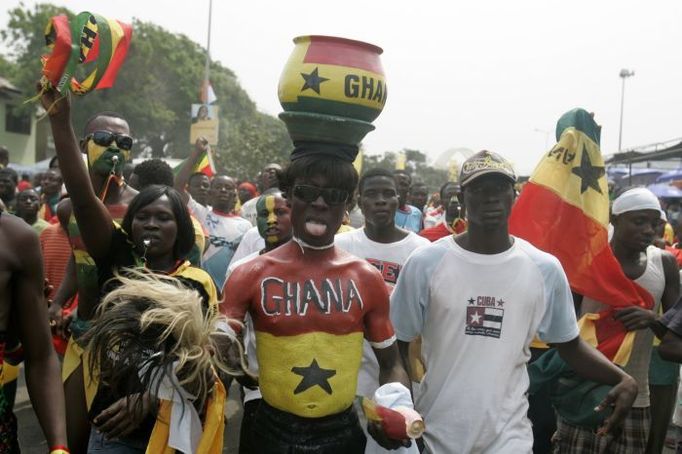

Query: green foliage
left=362, top=149, right=449, bottom=193
left=0, top=2, right=292, bottom=179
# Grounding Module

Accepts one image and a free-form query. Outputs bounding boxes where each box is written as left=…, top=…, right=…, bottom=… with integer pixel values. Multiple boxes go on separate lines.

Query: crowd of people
left=1, top=85, right=682, bottom=454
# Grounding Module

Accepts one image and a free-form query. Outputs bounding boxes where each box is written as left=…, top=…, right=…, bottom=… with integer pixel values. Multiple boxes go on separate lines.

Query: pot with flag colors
left=278, top=35, right=387, bottom=146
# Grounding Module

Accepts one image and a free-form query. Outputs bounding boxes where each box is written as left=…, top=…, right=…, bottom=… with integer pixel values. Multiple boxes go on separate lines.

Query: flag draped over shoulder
left=509, top=108, right=653, bottom=366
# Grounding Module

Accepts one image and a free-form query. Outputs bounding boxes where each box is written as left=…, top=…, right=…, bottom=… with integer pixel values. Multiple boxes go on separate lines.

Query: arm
left=47, top=255, right=76, bottom=336
left=40, top=86, right=113, bottom=259
left=614, top=252, right=680, bottom=338
left=554, top=336, right=637, bottom=435
left=658, top=329, right=682, bottom=362
left=174, top=137, right=209, bottom=205
left=13, top=223, right=67, bottom=447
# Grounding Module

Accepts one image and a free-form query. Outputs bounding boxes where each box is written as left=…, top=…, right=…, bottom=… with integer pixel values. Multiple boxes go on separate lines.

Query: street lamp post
left=618, top=69, right=635, bottom=152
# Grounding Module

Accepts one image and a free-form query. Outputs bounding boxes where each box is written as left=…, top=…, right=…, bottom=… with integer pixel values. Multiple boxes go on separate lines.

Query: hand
left=92, top=393, right=152, bottom=440
left=595, top=375, right=637, bottom=436
left=36, top=81, right=70, bottom=118
left=614, top=306, right=657, bottom=331
left=367, top=420, right=412, bottom=450
left=194, top=137, right=210, bottom=155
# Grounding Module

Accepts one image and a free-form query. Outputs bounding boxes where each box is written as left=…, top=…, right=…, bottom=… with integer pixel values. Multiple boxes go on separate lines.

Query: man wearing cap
left=391, top=150, right=638, bottom=453
left=554, top=187, right=679, bottom=453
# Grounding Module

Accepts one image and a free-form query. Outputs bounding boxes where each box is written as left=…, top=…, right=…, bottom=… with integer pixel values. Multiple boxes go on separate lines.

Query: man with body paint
left=44, top=104, right=138, bottom=453
left=223, top=151, right=413, bottom=453
left=223, top=190, right=293, bottom=454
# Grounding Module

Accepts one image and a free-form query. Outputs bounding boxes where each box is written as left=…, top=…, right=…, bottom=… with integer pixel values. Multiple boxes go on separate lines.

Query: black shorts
left=252, top=400, right=366, bottom=453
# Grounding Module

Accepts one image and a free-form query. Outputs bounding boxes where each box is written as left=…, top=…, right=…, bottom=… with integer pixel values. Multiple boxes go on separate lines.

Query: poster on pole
left=190, top=104, right=219, bottom=145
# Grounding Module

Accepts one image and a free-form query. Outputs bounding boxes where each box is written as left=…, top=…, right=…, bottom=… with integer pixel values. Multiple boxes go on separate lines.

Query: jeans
left=87, top=429, right=147, bottom=453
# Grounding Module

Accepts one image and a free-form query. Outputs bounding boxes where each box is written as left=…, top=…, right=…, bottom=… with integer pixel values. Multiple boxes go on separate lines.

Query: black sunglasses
left=87, top=130, right=134, bottom=151
left=293, top=185, right=349, bottom=206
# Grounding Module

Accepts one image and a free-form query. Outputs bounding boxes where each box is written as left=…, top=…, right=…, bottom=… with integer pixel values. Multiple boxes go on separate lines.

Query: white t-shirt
left=230, top=226, right=265, bottom=267
left=188, top=197, right=251, bottom=291
left=390, top=236, right=579, bottom=454
left=225, top=251, right=262, bottom=403
left=239, top=197, right=258, bottom=226
left=335, top=229, right=429, bottom=397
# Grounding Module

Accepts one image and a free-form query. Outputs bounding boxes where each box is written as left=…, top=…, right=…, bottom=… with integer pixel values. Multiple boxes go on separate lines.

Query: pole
left=204, top=0, right=213, bottom=97
left=618, top=75, right=626, bottom=152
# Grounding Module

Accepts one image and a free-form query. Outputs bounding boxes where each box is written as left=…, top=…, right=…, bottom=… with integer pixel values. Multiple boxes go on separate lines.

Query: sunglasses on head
left=87, top=130, right=134, bottom=151
left=293, top=185, right=349, bottom=206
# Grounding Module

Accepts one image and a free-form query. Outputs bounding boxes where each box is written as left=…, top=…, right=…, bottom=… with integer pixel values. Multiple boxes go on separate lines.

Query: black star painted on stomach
left=571, top=146, right=605, bottom=194
left=292, top=359, right=336, bottom=395
left=300, top=67, right=329, bottom=95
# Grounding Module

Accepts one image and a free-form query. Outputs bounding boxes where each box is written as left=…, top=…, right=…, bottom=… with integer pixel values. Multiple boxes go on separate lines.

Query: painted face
left=16, top=190, right=40, bottom=216
left=209, top=176, right=237, bottom=212
left=130, top=195, right=178, bottom=260
left=256, top=194, right=292, bottom=245
left=359, top=176, right=399, bottom=228
left=461, top=174, right=515, bottom=230
left=612, top=209, right=661, bottom=252
left=289, top=174, right=346, bottom=247
left=82, top=116, right=131, bottom=176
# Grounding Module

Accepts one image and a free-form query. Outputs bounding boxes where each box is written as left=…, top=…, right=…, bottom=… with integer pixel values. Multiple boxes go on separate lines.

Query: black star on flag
left=292, top=359, right=336, bottom=395
left=571, top=146, right=605, bottom=194
left=300, top=67, right=329, bottom=95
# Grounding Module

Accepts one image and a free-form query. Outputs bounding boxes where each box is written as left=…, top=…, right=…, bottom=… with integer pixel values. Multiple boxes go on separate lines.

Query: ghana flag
left=42, top=12, right=132, bottom=95
left=173, top=149, right=215, bottom=178
left=278, top=36, right=387, bottom=123
left=509, top=108, right=653, bottom=366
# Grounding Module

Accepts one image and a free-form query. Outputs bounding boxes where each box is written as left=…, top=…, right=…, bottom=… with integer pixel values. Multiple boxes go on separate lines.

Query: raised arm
left=174, top=137, right=210, bottom=205
left=12, top=220, right=67, bottom=448
left=40, top=86, right=113, bottom=259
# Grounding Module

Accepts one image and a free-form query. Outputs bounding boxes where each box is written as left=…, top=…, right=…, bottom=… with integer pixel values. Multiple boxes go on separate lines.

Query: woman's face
left=131, top=195, right=178, bottom=259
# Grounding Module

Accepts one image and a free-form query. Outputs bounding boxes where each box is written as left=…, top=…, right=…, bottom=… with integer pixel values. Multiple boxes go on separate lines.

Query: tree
left=1, top=2, right=292, bottom=179
left=362, top=149, right=449, bottom=193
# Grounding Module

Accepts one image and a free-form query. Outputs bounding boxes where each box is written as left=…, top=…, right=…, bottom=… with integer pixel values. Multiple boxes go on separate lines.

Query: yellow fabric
left=146, top=378, right=226, bottom=454
left=172, top=261, right=218, bottom=307
left=256, top=330, right=363, bottom=418
left=62, top=335, right=98, bottom=409
left=529, top=337, right=549, bottom=349
left=336, top=224, right=354, bottom=234
left=577, top=313, right=635, bottom=367
left=1, top=363, right=18, bottom=384
left=664, top=223, right=675, bottom=245
left=191, top=216, right=206, bottom=257
left=530, top=127, right=609, bottom=226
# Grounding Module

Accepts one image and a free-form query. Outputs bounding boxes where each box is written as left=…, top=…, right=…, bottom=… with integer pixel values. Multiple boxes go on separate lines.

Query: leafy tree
left=362, top=149, right=449, bottom=193
left=1, top=2, right=292, bottom=179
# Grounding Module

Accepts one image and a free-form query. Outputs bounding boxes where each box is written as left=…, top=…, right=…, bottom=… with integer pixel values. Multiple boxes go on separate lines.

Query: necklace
left=292, top=236, right=334, bottom=253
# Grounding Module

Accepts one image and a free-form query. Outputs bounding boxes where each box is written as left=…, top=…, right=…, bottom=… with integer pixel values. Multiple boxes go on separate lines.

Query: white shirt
left=188, top=197, right=251, bottom=291
left=335, top=229, right=429, bottom=397
left=391, top=236, right=579, bottom=454
left=230, top=226, right=265, bottom=268
left=239, top=197, right=258, bottom=226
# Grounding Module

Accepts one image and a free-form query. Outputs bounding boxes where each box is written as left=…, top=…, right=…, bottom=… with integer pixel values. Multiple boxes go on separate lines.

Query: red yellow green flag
left=173, top=149, right=215, bottom=178
left=509, top=108, right=653, bottom=366
left=42, top=12, right=132, bottom=95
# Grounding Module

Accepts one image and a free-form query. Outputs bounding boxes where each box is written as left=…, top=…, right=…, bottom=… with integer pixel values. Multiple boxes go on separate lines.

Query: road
left=15, top=367, right=243, bottom=453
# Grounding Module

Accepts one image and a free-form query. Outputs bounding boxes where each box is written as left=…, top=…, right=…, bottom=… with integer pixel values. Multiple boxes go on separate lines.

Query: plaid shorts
left=552, top=407, right=650, bottom=454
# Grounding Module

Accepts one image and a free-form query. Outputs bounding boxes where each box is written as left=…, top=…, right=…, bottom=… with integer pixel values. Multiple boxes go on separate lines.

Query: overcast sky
left=3, top=0, right=681, bottom=174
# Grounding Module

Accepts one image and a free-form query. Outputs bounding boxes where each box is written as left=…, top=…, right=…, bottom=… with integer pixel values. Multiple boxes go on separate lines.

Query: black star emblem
left=571, top=146, right=605, bottom=194
left=300, top=67, right=329, bottom=95
left=292, top=359, right=336, bottom=395
left=468, top=298, right=475, bottom=305
left=497, top=299, right=505, bottom=307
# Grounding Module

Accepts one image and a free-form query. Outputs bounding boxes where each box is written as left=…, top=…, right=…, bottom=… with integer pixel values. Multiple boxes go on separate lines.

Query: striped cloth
left=552, top=407, right=650, bottom=453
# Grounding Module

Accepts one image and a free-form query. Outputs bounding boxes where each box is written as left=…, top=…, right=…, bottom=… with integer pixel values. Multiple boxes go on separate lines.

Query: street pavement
left=15, top=367, right=243, bottom=453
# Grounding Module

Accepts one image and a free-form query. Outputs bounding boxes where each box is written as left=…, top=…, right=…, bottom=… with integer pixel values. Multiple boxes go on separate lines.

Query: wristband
left=50, top=446, right=70, bottom=454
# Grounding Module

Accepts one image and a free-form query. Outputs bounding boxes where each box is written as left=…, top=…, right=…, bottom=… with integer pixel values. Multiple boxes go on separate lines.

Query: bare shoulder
left=0, top=213, right=39, bottom=268
left=56, top=197, right=72, bottom=228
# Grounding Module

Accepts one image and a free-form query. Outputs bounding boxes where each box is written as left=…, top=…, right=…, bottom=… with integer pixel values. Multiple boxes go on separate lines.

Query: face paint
left=87, top=140, right=130, bottom=175
left=257, top=195, right=279, bottom=244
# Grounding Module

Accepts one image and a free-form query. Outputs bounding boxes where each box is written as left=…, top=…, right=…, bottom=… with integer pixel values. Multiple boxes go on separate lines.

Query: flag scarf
left=509, top=108, right=653, bottom=366
left=42, top=12, right=132, bottom=95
